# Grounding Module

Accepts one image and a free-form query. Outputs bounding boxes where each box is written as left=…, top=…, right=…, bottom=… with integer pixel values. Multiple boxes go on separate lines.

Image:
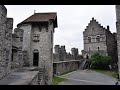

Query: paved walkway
left=0, top=67, right=39, bottom=85
left=59, top=69, right=120, bottom=85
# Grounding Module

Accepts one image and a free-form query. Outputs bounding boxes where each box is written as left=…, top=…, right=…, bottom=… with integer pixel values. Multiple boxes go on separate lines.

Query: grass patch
left=52, top=76, right=67, bottom=85
left=94, top=69, right=118, bottom=78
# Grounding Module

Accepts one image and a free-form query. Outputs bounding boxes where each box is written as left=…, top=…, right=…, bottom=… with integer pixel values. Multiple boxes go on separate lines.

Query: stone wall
left=53, top=60, right=83, bottom=76
left=5, top=18, right=13, bottom=74
left=0, top=5, right=7, bottom=79
left=0, top=5, right=14, bottom=79
left=106, top=28, right=118, bottom=63
left=116, top=5, right=120, bottom=77
left=29, top=68, right=45, bottom=85
left=83, top=18, right=107, bottom=58
left=14, top=28, right=24, bottom=67
left=71, top=48, right=79, bottom=60
left=17, top=15, right=57, bottom=84
left=83, top=17, right=117, bottom=62
left=30, top=22, right=54, bottom=84
left=18, top=24, right=32, bottom=66
left=53, top=45, right=83, bottom=62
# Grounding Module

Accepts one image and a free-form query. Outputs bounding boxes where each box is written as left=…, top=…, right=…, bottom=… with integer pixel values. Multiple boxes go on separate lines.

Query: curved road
left=59, top=69, right=119, bottom=85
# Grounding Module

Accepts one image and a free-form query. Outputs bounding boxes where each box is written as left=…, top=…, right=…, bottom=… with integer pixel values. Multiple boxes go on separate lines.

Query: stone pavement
left=0, top=67, right=39, bottom=85
left=59, top=69, right=120, bottom=85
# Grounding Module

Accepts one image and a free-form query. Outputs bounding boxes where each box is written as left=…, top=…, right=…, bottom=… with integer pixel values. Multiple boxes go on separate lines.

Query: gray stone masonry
left=53, top=45, right=83, bottom=62
left=17, top=13, right=58, bottom=85
left=0, top=5, right=14, bottom=79
left=83, top=17, right=117, bottom=64
left=116, top=5, right=120, bottom=78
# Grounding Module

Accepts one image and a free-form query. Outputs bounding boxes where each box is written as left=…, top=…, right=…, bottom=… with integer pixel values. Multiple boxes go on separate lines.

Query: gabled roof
left=84, top=17, right=106, bottom=31
left=17, top=12, right=58, bottom=28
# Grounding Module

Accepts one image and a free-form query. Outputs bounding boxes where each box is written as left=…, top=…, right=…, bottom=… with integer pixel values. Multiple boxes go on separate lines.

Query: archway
left=33, top=49, right=39, bottom=66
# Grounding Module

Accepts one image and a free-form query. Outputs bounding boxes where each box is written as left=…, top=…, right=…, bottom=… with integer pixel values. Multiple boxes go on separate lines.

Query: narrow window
left=98, top=47, right=100, bottom=51
left=88, top=47, right=90, bottom=52
left=51, top=48, right=52, bottom=60
left=88, top=37, right=91, bottom=43
left=96, top=36, right=100, bottom=42
left=39, top=26, right=41, bottom=32
left=51, top=31, right=53, bottom=43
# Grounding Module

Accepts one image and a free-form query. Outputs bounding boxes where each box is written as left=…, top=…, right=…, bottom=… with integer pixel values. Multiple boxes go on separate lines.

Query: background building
left=82, top=18, right=117, bottom=64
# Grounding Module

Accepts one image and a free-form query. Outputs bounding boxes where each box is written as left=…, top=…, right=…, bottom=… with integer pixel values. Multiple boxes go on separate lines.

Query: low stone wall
left=28, top=68, right=46, bottom=85
left=29, top=71, right=45, bottom=85
left=53, top=60, right=83, bottom=76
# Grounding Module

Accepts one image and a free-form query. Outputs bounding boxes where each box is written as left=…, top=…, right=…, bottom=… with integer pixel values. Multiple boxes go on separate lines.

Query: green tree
left=90, top=52, right=112, bottom=70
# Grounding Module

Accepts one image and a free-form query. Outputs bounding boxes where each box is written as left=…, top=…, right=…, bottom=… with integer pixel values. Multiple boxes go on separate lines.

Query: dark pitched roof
left=17, top=12, right=58, bottom=28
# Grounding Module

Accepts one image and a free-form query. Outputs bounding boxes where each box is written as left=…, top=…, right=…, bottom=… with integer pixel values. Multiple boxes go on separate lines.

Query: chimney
left=107, top=25, right=109, bottom=30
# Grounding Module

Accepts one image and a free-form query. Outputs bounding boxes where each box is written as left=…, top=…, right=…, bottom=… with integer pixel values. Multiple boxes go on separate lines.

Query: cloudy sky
left=5, top=5, right=116, bottom=54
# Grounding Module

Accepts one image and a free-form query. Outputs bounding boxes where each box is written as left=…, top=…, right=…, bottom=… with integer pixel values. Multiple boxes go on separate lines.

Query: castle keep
left=82, top=18, right=118, bottom=64
left=17, top=12, right=58, bottom=84
left=1, top=5, right=120, bottom=84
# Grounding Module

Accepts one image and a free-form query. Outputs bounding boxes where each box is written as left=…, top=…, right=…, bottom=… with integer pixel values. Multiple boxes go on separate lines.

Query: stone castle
left=82, top=18, right=118, bottom=64
left=17, top=12, right=58, bottom=84
left=0, top=5, right=58, bottom=85
left=0, top=5, right=120, bottom=85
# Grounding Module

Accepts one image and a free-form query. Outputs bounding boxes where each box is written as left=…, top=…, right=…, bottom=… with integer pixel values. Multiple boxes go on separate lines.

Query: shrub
left=90, top=52, right=112, bottom=70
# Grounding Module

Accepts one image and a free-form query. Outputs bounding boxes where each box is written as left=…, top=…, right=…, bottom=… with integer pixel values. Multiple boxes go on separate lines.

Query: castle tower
left=54, top=45, right=60, bottom=54
left=17, top=12, right=58, bottom=85
left=61, top=45, right=66, bottom=60
left=71, top=48, right=78, bottom=60
left=116, top=5, right=120, bottom=77
left=0, top=5, right=13, bottom=79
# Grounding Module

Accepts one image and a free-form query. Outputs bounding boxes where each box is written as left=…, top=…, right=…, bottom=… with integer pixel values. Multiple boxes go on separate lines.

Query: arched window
left=96, top=36, right=100, bottom=42
left=88, top=37, right=91, bottom=43
left=33, top=49, right=39, bottom=66
left=33, top=49, right=39, bottom=53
